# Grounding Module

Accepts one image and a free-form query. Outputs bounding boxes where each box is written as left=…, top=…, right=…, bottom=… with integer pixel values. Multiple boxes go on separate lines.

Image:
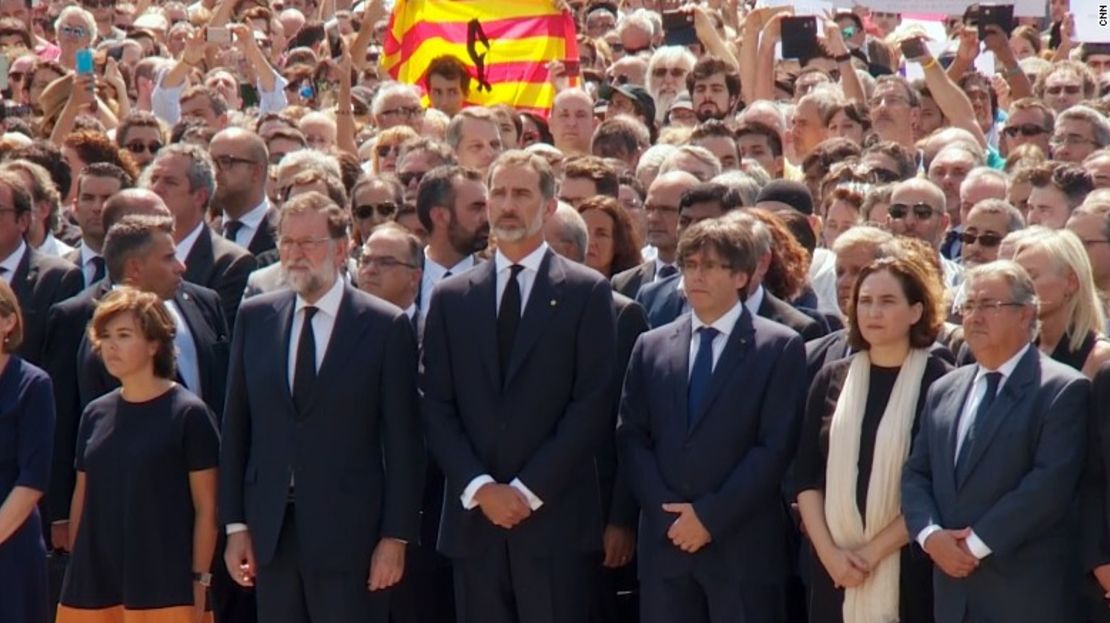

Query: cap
left=608, top=83, right=656, bottom=124
left=668, top=92, right=694, bottom=112
left=754, top=180, right=815, bottom=215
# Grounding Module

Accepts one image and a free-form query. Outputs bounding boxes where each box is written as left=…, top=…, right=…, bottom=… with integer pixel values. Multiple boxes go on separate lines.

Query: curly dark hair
left=745, top=207, right=809, bottom=302
left=63, top=131, right=141, bottom=181
left=576, top=195, right=643, bottom=277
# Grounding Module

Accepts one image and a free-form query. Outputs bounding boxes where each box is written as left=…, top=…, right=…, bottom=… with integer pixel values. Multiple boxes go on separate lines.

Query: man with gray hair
left=143, top=142, right=257, bottom=326
left=1051, top=105, right=1110, bottom=164
left=943, top=167, right=1009, bottom=260
left=445, top=107, right=504, bottom=175
left=903, top=259, right=1089, bottom=623
left=544, top=201, right=589, bottom=263
left=372, top=82, right=425, bottom=132
left=961, top=200, right=1025, bottom=267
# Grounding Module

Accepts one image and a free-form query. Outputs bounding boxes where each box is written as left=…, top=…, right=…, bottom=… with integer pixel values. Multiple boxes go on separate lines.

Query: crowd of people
left=2, top=0, right=1110, bottom=622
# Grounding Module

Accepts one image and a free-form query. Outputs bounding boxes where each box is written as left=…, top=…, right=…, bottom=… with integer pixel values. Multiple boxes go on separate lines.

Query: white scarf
left=824, top=349, right=928, bottom=623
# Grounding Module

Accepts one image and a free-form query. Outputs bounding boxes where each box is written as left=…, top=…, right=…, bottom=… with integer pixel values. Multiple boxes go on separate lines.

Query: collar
left=404, top=303, right=417, bottom=319
left=79, top=240, right=101, bottom=265
left=744, top=284, right=765, bottom=316
left=423, top=248, right=475, bottom=278
left=226, top=197, right=270, bottom=231
left=295, top=275, right=344, bottom=317
left=691, top=299, right=744, bottom=338
left=0, top=240, right=26, bottom=277
left=653, top=256, right=674, bottom=275
left=495, top=241, right=548, bottom=274
left=974, top=343, right=1031, bottom=386
left=174, top=222, right=206, bottom=262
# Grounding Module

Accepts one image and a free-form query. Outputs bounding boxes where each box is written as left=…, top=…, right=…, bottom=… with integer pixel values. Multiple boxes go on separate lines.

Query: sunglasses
left=867, top=168, right=901, bottom=183
left=353, top=202, right=398, bottom=220
left=59, top=25, right=87, bottom=39
left=959, top=231, right=1003, bottom=247
left=375, top=144, right=401, bottom=158
left=652, top=67, right=686, bottom=79
left=1003, top=124, right=1047, bottom=138
left=83, top=0, right=113, bottom=7
left=888, top=202, right=936, bottom=220
left=398, top=171, right=425, bottom=187
left=1046, top=84, right=1082, bottom=96
left=126, top=141, right=163, bottom=154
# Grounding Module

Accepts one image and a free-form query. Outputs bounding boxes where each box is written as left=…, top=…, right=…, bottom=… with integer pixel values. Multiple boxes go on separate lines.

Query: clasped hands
left=474, top=483, right=533, bottom=529
left=662, top=502, right=711, bottom=553
left=924, top=527, right=981, bottom=578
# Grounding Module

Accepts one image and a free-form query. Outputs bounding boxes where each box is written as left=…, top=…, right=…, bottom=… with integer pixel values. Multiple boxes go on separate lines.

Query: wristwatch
left=192, top=571, right=213, bottom=587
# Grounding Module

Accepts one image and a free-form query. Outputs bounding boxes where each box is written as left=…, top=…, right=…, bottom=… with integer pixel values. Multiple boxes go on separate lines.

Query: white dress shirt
left=174, top=222, right=206, bottom=264
left=421, top=250, right=475, bottom=308
left=152, top=66, right=288, bottom=126
left=0, top=240, right=27, bottom=282
left=38, top=233, right=74, bottom=258
left=689, top=300, right=743, bottom=376
left=915, top=343, right=1032, bottom=559
left=164, top=299, right=201, bottom=395
left=460, top=242, right=550, bottom=512
left=744, top=284, right=766, bottom=317
left=224, top=198, right=270, bottom=249
left=78, top=242, right=103, bottom=287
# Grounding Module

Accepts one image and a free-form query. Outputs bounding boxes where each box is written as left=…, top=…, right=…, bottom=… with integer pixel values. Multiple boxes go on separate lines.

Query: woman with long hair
left=577, top=195, right=643, bottom=278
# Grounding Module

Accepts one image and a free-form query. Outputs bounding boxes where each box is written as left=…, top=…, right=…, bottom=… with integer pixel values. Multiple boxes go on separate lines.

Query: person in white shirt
left=414, top=165, right=490, bottom=307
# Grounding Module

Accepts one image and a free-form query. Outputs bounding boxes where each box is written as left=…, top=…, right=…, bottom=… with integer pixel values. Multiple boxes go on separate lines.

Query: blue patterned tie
left=956, top=371, right=1003, bottom=478
left=687, top=327, right=719, bottom=427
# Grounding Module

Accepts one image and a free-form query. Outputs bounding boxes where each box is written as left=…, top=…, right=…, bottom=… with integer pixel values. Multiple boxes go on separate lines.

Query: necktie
left=90, top=256, right=105, bottom=284
left=497, top=265, right=524, bottom=383
left=292, top=306, right=318, bottom=417
left=658, top=264, right=678, bottom=280
left=223, top=219, right=244, bottom=243
left=956, top=371, right=1003, bottom=476
left=687, top=327, right=719, bottom=427
left=443, top=271, right=453, bottom=279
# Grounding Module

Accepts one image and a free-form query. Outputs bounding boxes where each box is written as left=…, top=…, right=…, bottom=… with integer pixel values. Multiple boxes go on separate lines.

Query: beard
left=695, top=103, right=727, bottom=122
left=282, top=261, right=337, bottom=298
left=447, top=216, right=489, bottom=255
left=214, top=183, right=252, bottom=211
left=492, top=208, right=544, bottom=243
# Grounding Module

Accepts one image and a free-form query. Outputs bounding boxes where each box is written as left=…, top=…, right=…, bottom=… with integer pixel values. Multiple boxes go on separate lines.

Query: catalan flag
left=381, top=0, right=580, bottom=115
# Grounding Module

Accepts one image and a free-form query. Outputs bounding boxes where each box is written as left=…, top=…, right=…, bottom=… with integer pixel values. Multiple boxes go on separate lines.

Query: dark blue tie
left=658, top=264, right=678, bottom=280
left=956, top=371, right=1003, bottom=477
left=687, top=327, right=719, bottom=427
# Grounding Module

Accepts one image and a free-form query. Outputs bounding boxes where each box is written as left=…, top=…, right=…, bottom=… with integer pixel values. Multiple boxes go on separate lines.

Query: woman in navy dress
left=0, top=279, right=56, bottom=623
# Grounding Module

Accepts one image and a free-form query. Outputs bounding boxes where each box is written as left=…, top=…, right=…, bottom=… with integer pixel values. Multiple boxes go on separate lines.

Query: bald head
left=280, top=9, right=305, bottom=38
left=645, top=171, right=700, bottom=260
left=103, top=189, right=172, bottom=232
left=550, top=88, right=597, bottom=155
left=211, top=127, right=269, bottom=164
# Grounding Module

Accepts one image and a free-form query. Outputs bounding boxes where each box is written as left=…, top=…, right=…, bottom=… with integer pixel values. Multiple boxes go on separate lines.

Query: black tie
left=223, top=219, right=244, bottom=242
left=90, top=256, right=105, bottom=284
left=956, top=371, right=1003, bottom=476
left=497, top=265, right=524, bottom=383
left=292, top=306, right=318, bottom=417
left=443, top=271, right=452, bottom=279
left=658, top=264, right=678, bottom=280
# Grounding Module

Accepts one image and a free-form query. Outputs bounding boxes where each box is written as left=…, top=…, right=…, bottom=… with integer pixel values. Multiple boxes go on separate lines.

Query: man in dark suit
left=355, top=222, right=423, bottom=336
left=421, top=150, right=617, bottom=622
left=0, top=170, right=83, bottom=366
left=63, top=163, right=135, bottom=288
left=617, top=215, right=806, bottom=622
left=221, top=191, right=422, bottom=623
left=415, top=165, right=489, bottom=309
left=142, top=143, right=257, bottom=327
left=209, top=128, right=279, bottom=258
left=611, top=171, right=697, bottom=298
left=902, top=260, right=1089, bottom=623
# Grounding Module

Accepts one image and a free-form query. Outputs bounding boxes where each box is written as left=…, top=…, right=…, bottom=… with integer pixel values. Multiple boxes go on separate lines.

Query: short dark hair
left=862, top=141, right=917, bottom=180
left=734, top=120, right=783, bottom=158
left=415, top=165, right=484, bottom=233
left=79, top=163, right=133, bottom=198
left=690, top=119, right=736, bottom=142
left=90, top=286, right=177, bottom=380
left=117, top=111, right=167, bottom=149
left=846, top=256, right=945, bottom=350
left=685, top=57, right=741, bottom=100
left=591, top=116, right=650, bottom=160
left=822, top=100, right=872, bottom=133
left=677, top=217, right=759, bottom=283
left=1029, top=161, right=1095, bottom=208
left=0, top=170, right=32, bottom=219
left=680, top=182, right=730, bottom=213
left=425, top=54, right=471, bottom=95
left=5, top=140, right=71, bottom=199
left=103, top=214, right=175, bottom=284
left=563, top=155, right=619, bottom=198
left=180, top=84, right=229, bottom=117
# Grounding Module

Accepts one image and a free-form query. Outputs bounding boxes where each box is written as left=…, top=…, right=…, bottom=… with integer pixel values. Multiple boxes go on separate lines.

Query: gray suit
left=902, top=346, right=1090, bottom=623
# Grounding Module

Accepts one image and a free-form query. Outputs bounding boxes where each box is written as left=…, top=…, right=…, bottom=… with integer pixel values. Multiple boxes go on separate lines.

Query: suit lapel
left=956, top=347, right=1037, bottom=489
left=9, top=248, right=33, bottom=304
left=174, top=288, right=215, bottom=393
left=941, top=368, right=977, bottom=490
left=304, top=286, right=368, bottom=413
left=669, top=317, right=692, bottom=429
left=688, top=310, right=755, bottom=434
left=275, top=292, right=297, bottom=411
left=184, top=226, right=214, bottom=284
left=469, top=261, right=501, bottom=390
left=504, top=250, right=563, bottom=387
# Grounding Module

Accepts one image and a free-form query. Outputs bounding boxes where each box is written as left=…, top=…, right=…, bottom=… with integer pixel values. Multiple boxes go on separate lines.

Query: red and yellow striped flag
left=381, top=0, right=580, bottom=115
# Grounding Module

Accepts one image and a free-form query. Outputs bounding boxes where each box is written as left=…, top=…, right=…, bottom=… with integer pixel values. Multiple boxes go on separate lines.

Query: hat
left=668, top=92, right=694, bottom=113
left=608, top=83, right=656, bottom=125
left=754, top=180, right=815, bottom=216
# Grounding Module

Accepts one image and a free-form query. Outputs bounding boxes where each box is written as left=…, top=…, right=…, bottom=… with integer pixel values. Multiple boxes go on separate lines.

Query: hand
left=980, top=24, right=1013, bottom=63
left=955, top=26, right=979, bottom=63
left=923, top=528, right=979, bottom=578
left=229, top=23, right=256, bottom=49
left=224, top=530, right=257, bottom=587
left=51, top=521, right=69, bottom=552
left=762, top=12, right=791, bottom=45
left=474, top=483, right=532, bottom=529
left=1061, top=13, right=1075, bottom=48
left=103, top=57, right=124, bottom=89
left=990, top=73, right=1011, bottom=109
left=1093, top=564, right=1110, bottom=600
left=368, top=538, right=406, bottom=591
left=822, top=15, right=849, bottom=58
left=852, top=540, right=883, bottom=571
left=547, top=60, right=570, bottom=92
left=182, top=29, right=208, bottom=67
left=72, top=72, right=96, bottom=111
left=662, top=502, right=711, bottom=553
left=192, top=581, right=207, bottom=623
left=602, top=524, right=635, bottom=568
left=821, top=547, right=870, bottom=588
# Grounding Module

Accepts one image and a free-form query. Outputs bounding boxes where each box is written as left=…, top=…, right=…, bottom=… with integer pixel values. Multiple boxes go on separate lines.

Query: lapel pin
left=550, top=299, right=557, bottom=306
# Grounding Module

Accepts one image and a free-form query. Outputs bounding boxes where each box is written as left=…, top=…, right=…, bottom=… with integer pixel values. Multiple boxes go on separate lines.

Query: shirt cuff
left=510, top=478, right=544, bottom=511
left=916, top=524, right=942, bottom=549
left=964, top=530, right=992, bottom=559
left=226, top=523, right=249, bottom=535
left=461, top=474, right=495, bottom=510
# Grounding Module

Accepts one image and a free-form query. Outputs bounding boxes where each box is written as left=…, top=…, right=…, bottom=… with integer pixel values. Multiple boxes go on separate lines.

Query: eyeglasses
left=380, top=106, right=424, bottom=119
left=8, top=71, right=25, bottom=83
left=958, top=300, right=1026, bottom=315
left=59, top=25, right=86, bottom=40
left=1046, top=84, right=1082, bottom=96
left=866, top=167, right=901, bottom=183
left=610, top=42, right=624, bottom=53
left=1050, top=133, right=1097, bottom=147
left=126, top=141, right=163, bottom=154
left=1003, top=124, right=1048, bottom=138
left=278, top=236, right=333, bottom=252
left=652, top=67, right=686, bottom=79
left=358, top=255, right=415, bottom=269
left=398, top=171, right=425, bottom=187
left=959, top=231, right=1003, bottom=247
left=213, top=155, right=258, bottom=170
left=353, top=202, right=398, bottom=220
left=375, top=144, right=401, bottom=158
left=888, top=202, right=937, bottom=220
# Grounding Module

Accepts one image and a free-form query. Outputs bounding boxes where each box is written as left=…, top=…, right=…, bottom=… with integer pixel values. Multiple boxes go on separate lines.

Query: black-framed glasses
left=353, top=202, right=398, bottom=220
left=126, top=141, right=163, bottom=155
left=888, top=202, right=937, bottom=220
left=959, top=231, right=1003, bottom=247
left=375, top=144, right=401, bottom=158
left=1002, top=124, right=1047, bottom=139
left=959, top=300, right=1026, bottom=315
left=213, top=155, right=258, bottom=170
left=398, top=171, right=425, bottom=187
left=380, top=106, right=423, bottom=119
left=358, top=255, right=416, bottom=269
left=866, top=167, right=900, bottom=184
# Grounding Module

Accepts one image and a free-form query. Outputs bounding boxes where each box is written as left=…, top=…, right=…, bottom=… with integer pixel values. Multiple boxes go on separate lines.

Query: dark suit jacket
left=421, top=248, right=617, bottom=558
left=758, top=290, right=825, bottom=341
left=600, top=293, right=648, bottom=528
left=183, top=225, right=257, bottom=329
left=617, top=308, right=806, bottom=583
left=611, top=260, right=656, bottom=299
left=246, top=208, right=279, bottom=257
left=636, top=273, right=685, bottom=329
left=805, top=329, right=956, bottom=385
left=902, top=346, right=1089, bottom=623
left=11, top=247, right=83, bottom=366
left=220, top=285, right=422, bottom=570
left=1082, top=362, right=1110, bottom=621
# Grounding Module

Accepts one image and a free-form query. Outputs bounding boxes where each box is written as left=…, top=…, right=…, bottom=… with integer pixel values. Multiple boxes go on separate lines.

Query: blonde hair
left=1013, top=227, right=1106, bottom=351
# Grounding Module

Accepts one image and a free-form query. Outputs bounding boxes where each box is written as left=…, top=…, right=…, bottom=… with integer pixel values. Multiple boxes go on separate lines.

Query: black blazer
left=611, top=260, right=656, bottom=299
left=183, top=225, right=257, bottom=329
left=1082, top=362, right=1110, bottom=622
left=805, top=329, right=956, bottom=384
left=617, top=308, right=807, bottom=582
left=421, top=248, right=617, bottom=558
left=902, top=347, right=1089, bottom=623
left=757, top=290, right=826, bottom=341
left=11, top=247, right=83, bottom=366
left=246, top=207, right=279, bottom=257
left=220, top=285, right=422, bottom=570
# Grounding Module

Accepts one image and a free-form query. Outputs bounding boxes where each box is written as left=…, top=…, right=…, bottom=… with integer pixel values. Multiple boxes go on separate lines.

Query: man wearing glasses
left=371, top=83, right=425, bottom=132
left=999, top=98, right=1054, bottom=158
left=886, top=178, right=963, bottom=288
left=961, top=200, right=1025, bottom=268
left=209, top=128, right=278, bottom=259
left=356, top=223, right=422, bottom=328
left=1049, top=105, right=1110, bottom=164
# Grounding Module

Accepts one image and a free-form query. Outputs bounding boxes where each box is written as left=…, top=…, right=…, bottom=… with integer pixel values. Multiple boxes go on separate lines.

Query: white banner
left=1072, top=0, right=1110, bottom=42
left=851, top=0, right=1044, bottom=17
